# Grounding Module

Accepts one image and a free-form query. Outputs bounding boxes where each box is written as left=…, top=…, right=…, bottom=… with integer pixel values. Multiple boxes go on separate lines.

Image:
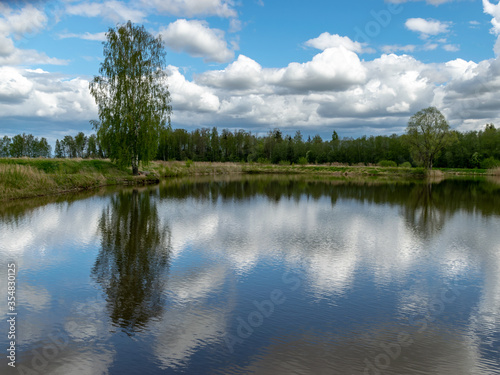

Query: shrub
left=278, top=160, right=290, bottom=166
left=480, top=157, right=500, bottom=170
left=257, top=157, right=270, bottom=164
left=378, top=160, right=397, bottom=167
left=399, top=161, right=412, bottom=168
left=297, top=157, right=308, bottom=165
left=185, top=159, right=193, bottom=168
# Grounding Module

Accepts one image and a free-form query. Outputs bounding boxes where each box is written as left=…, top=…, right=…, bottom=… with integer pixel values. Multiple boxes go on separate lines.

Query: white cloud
left=305, top=33, right=375, bottom=54
left=196, top=54, right=264, bottom=91
left=405, top=18, right=451, bottom=37
left=58, top=32, right=107, bottom=42
left=381, top=44, right=417, bottom=53
left=160, top=19, right=234, bottom=63
left=443, top=44, right=460, bottom=52
left=197, top=47, right=367, bottom=93
left=0, top=67, right=96, bottom=120
left=65, top=0, right=146, bottom=23
left=483, top=0, right=500, bottom=55
left=0, top=4, right=66, bottom=67
left=275, top=47, right=367, bottom=92
left=167, top=65, right=220, bottom=113
left=0, top=5, right=47, bottom=37
left=386, top=0, right=454, bottom=5
left=140, top=0, right=237, bottom=18
left=0, top=66, right=33, bottom=103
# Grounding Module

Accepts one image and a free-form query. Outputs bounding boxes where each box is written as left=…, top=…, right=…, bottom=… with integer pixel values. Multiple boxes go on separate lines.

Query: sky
left=1, top=0, right=500, bottom=144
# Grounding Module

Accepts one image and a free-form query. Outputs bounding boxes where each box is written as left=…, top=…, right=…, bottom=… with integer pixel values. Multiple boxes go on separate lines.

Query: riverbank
left=0, top=158, right=498, bottom=200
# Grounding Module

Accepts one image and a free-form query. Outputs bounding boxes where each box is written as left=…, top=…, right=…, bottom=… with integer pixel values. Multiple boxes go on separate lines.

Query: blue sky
left=1, top=0, right=500, bottom=144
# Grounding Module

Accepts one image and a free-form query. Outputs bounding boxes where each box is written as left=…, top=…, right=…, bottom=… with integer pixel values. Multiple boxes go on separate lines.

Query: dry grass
left=489, top=167, right=500, bottom=176
left=0, top=164, right=58, bottom=200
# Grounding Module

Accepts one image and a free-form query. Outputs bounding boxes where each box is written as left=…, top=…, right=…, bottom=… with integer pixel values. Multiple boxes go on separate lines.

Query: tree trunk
left=132, top=159, right=139, bottom=175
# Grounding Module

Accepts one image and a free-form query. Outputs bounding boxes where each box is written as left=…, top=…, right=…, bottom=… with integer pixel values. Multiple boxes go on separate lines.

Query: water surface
left=1, top=176, right=500, bottom=374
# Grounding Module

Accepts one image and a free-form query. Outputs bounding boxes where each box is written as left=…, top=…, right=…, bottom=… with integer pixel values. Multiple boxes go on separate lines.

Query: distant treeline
left=0, top=133, right=51, bottom=158
left=1, top=125, right=499, bottom=169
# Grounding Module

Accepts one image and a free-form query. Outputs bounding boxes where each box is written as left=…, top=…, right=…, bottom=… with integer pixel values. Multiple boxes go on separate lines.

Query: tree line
left=0, top=134, right=51, bottom=158
left=2, top=124, right=498, bottom=169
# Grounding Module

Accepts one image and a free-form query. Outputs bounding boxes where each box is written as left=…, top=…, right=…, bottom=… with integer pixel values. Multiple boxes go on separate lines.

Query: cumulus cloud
left=0, top=67, right=96, bottom=121
left=0, top=4, right=47, bottom=37
left=196, top=54, right=264, bottom=91
left=405, top=18, right=451, bottom=37
left=197, top=47, right=367, bottom=94
left=140, top=0, right=237, bottom=18
left=0, top=4, right=67, bottom=67
left=167, top=65, right=220, bottom=113
left=276, top=47, right=367, bottom=92
left=160, top=19, right=234, bottom=63
left=65, top=0, right=146, bottom=23
left=0, top=66, right=33, bottom=104
left=305, top=33, right=374, bottom=54
left=483, top=0, right=500, bottom=55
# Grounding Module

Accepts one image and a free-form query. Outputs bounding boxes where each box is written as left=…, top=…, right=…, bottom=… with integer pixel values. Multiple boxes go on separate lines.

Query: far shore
left=1, top=158, right=498, bottom=201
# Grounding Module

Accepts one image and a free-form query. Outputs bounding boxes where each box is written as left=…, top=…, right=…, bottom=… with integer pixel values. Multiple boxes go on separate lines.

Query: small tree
left=0, top=136, right=11, bottom=157
left=405, top=107, right=456, bottom=170
left=55, top=140, right=64, bottom=158
left=89, top=21, right=172, bottom=175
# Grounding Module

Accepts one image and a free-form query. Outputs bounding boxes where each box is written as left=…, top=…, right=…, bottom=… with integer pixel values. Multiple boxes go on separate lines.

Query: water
left=1, top=175, right=500, bottom=374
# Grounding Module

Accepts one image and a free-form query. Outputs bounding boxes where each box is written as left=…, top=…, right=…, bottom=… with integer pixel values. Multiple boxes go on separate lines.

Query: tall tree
left=9, top=134, right=25, bottom=157
left=89, top=21, right=172, bottom=175
left=55, top=140, right=64, bottom=158
left=405, top=107, right=456, bottom=170
left=0, top=136, right=10, bottom=157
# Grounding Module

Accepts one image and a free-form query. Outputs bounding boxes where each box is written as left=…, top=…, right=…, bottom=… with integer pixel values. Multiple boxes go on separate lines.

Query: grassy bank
left=0, top=158, right=158, bottom=200
left=0, top=158, right=497, bottom=201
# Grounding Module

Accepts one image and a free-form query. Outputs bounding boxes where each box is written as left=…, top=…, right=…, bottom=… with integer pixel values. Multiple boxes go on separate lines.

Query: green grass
left=0, top=158, right=159, bottom=200
left=1, top=158, right=496, bottom=201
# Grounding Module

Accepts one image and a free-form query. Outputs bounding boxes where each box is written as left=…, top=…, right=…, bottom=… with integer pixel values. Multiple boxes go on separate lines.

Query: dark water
left=1, top=176, right=500, bottom=375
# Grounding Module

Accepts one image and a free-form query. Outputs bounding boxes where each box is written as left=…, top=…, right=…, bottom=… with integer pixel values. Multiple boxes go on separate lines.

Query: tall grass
left=489, top=167, right=500, bottom=176
left=0, top=164, right=58, bottom=199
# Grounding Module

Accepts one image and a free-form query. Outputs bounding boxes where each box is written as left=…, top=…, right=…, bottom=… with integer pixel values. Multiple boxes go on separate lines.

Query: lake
left=1, top=175, right=500, bottom=374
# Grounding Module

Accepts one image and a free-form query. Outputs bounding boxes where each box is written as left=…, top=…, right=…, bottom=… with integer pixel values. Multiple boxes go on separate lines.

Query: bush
left=399, top=161, right=412, bottom=168
left=480, top=157, right=500, bottom=170
left=278, top=160, right=290, bottom=166
left=297, top=157, right=308, bottom=165
left=257, top=157, right=270, bottom=164
left=378, top=160, right=397, bottom=167
left=185, top=159, right=193, bottom=168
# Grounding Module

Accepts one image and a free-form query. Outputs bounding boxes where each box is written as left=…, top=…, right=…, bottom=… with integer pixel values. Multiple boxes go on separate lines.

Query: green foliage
left=2, top=133, right=51, bottom=158
left=185, top=159, right=193, bottom=168
left=89, top=21, right=171, bottom=175
left=405, top=107, right=457, bottom=170
left=297, top=157, right=308, bottom=165
left=481, top=157, right=500, bottom=170
left=378, top=160, right=397, bottom=167
left=257, top=157, right=270, bottom=164
left=399, top=161, right=412, bottom=168
left=278, top=160, right=291, bottom=166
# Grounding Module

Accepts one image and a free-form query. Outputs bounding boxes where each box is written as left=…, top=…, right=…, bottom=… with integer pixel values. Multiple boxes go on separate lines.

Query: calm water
left=1, top=176, right=500, bottom=375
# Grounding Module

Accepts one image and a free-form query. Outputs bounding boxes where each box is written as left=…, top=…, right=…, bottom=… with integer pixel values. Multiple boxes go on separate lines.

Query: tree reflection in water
left=92, top=188, right=171, bottom=333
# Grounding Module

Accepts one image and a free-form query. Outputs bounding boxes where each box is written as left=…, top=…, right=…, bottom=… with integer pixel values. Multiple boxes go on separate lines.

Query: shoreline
left=0, top=158, right=496, bottom=201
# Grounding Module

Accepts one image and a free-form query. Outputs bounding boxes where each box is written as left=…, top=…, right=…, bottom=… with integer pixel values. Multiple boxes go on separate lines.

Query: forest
left=1, top=124, right=499, bottom=170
